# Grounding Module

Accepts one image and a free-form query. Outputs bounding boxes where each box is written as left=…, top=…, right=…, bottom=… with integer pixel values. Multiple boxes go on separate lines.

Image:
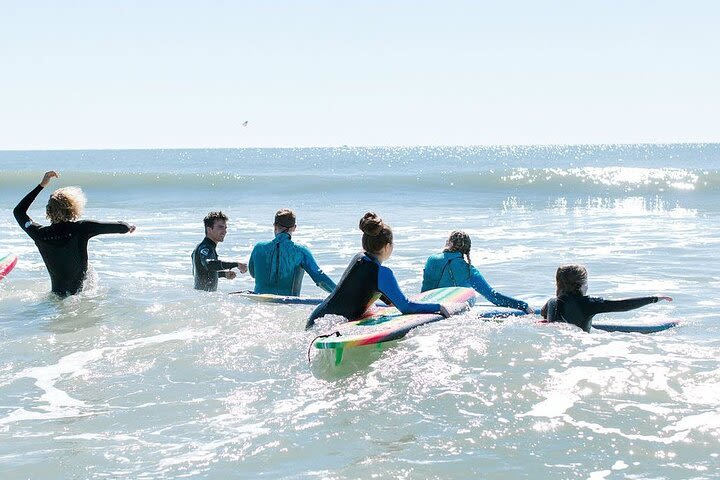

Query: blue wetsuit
left=421, top=251, right=528, bottom=311
left=307, top=252, right=441, bottom=328
left=248, top=232, right=336, bottom=296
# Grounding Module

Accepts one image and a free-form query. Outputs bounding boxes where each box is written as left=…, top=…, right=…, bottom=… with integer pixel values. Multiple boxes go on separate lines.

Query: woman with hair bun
left=306, top=212, right=466, bottom=328
left=422, top=231, right=532, bottom=313
left=540, top=263, right=672, bottom=332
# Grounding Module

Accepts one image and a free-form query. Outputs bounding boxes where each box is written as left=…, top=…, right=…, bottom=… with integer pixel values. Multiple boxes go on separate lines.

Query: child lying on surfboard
left=541, top=263, right=672, bottom=332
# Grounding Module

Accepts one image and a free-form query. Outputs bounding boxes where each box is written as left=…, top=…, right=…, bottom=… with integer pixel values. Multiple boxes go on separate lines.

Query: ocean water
left=0, top=144, right=719, bottom=479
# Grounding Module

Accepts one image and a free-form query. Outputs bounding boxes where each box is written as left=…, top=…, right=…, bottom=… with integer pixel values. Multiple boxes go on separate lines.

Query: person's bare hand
left=225, top=270, right=237, bottom=280
left=40, top=171, right=59, bottom=187
left=237, top=262, right=248, bottom=274
left=657, top=296, right=673, bottom=302
left=127, top=225, right=136, bottom=233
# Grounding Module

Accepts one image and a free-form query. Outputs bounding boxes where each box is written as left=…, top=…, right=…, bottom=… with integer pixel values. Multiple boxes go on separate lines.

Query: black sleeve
left=77, top=220, right=132, bottom=239
left=13, top=184, right=44, bottom=237
left=587, top=296, right=658, bottom=316
left=540, top=298, right=555, bottom=319
left=207, top=260, right=239, bottom=271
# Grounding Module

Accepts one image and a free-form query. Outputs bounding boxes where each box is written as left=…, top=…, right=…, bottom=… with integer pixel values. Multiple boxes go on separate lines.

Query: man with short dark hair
left=248, top=209, right=335, bottom=296
left=192, top=211, right=247, bottom=291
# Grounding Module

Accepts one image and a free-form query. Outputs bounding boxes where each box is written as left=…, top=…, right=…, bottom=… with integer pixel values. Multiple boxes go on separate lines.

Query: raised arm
left=13, top=171, right=58, bottom=233
left=300, top=247, right=336, bottom=293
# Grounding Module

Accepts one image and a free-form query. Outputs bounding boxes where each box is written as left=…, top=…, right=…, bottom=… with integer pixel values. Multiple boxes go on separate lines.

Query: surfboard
left=230, top=291, right=326, bottom=305
left=591, top=321, right=679, bottom=334
left=312, top=286, right=477, bottom=364
left=530, top=308, right=677, bottom=333
left=0, top=253, right=18, bottom=281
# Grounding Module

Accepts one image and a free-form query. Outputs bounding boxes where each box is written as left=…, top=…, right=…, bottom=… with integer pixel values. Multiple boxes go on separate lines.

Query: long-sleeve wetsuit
left=248, top=232, right=336, bottom=296
left=541, top=294, right=659, bottom=332
left=421, top=251, right=528, bottom=311
left=192, top=237, right=240, bottom=291
left=306, top=252, right=442, bottom=328
left=14, top=184, right=132, bottom=297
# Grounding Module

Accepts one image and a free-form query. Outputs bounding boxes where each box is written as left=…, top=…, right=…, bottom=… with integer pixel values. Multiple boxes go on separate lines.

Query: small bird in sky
left=241, top=121, right=248, bottom=127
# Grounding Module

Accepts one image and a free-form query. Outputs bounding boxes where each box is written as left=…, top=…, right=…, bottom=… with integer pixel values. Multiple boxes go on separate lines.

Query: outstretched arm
left=377, top=265, right=441, bottom=314
left=469, top=266, right=529, bottom=311
left=588, top=296, right=671, bottom=316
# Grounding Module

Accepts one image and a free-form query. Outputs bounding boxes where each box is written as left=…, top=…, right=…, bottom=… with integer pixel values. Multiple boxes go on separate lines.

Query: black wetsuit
left=541, top=293, right=659, bottom=332
left=14, top=184, right=132, bottom=297
left=306, top=253, right=441, bottom=328
left=192, top=237, right=239, bottom=291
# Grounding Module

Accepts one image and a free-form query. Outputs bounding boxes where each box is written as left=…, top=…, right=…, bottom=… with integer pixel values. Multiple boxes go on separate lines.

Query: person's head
left=203, top=211, right=229, bottom=243
left=46, top=187, right=86, bottom=223
left=274, top=208, right=297, bottom=235
left=443, top=230, right=472, bottom=264
left=556, top=264, right=588, bottom=296
left=359, top=212, right=393, bottom=261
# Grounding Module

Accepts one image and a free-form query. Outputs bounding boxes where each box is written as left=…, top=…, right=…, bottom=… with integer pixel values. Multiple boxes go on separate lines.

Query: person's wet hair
left=46, top=187, right=86, bottom=223
left=444, top=230, right=472, bottom=264
left=556, top=264, right=588, bottom=296
left=359, top=212, right=393, bottom=255
left=274, top=209, right=296, bottom=231
left=203, top=211, right=228, bottom=230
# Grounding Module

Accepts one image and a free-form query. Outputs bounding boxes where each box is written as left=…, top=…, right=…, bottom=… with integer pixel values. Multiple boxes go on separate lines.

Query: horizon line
left=1, top=141, right=719, bottom=153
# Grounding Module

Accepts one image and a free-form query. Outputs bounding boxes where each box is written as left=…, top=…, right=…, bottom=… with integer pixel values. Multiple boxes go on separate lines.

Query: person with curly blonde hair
left=13, top=171, right=136, bottom=297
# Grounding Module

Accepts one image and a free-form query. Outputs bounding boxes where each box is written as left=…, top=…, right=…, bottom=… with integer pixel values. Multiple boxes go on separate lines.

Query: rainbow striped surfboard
left=313, top=286, right=476, bottom=364
left=0, top=253, right=18, bottom=281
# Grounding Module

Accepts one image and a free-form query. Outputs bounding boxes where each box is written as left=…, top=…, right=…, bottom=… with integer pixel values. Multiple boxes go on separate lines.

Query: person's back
left=422, top=231, right=530, bottom=312
left=422, top=251, right=471, bottom=291
left=22, top=220, right=129, bottom=295
left=248, top=209, right=335, bottom=296
left=308, top=253, right=385, bottom=325
left=13, top=171, right=134, bottom=297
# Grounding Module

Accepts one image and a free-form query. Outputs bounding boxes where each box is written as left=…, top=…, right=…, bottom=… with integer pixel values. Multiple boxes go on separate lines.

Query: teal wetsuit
left=421, top=251, right=528, bottom=311
left=248, top=232, right=336, bottom=296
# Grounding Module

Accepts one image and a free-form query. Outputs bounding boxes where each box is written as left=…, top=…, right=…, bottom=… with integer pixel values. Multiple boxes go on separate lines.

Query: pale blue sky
left=1, top=1, right=718, bottom=149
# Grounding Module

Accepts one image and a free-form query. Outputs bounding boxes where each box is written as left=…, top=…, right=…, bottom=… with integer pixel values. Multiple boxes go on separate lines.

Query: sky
left=1, top=0, right=718, bottom=150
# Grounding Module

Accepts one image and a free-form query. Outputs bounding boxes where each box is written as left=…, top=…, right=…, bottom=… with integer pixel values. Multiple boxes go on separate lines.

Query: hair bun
left=359, top=212, right=384, bottom=236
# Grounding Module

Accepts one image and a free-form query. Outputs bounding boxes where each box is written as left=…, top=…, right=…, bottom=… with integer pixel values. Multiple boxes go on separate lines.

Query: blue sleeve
left=377, top=265, right=441, bottom=314
left=248, top=245, right=257, bottom=278
left=300, top=247, right=336, bottom=293
left=469, top=265, right=528, bottom=311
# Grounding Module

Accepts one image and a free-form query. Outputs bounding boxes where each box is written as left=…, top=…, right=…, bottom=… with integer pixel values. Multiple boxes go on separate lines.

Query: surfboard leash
left=307, top=331, right=341, bottom=363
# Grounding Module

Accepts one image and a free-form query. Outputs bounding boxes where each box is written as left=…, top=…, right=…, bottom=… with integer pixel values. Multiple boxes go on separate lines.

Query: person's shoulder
left=426, top=252, right=444, bottom=262
left=252, top=239, right=274, bottom=250
left=194, top=238, right=212, bottom=252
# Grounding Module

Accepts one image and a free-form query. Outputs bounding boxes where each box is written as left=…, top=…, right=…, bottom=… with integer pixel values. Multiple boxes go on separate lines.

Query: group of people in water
left=14, top=171, right=673, bottom=332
